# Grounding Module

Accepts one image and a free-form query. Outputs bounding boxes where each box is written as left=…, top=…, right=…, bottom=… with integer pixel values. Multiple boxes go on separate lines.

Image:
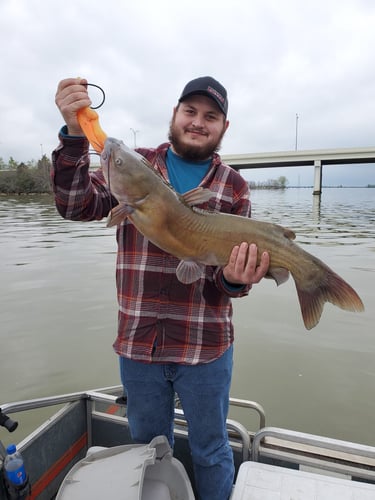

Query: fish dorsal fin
left=284, top=227, right=296, bottom=240
left=181, top=187, right=214, bottom=207
left=176, top=260, right=206, bottom=284
left=106, top=203, right=134, bottom=227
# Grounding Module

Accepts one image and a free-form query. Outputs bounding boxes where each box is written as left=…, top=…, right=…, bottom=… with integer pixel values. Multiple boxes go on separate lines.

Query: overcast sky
left=1, top=0, right=375, bottom=186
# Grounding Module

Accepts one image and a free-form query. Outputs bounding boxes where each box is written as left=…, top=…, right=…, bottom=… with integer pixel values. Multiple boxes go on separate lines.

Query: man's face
left=168, top=94, right=229, bottom=161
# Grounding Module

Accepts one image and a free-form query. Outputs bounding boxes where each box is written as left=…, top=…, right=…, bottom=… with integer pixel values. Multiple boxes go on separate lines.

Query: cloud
left=0, top=0, right=375, bottom=186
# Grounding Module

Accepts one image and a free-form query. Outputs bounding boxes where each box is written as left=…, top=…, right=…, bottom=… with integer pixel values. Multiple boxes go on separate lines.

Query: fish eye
left=115, top=158, right=123, bottom=166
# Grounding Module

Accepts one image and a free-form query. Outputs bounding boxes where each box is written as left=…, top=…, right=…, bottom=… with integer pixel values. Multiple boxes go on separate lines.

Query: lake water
left=1, top=188, right=374, bottom=447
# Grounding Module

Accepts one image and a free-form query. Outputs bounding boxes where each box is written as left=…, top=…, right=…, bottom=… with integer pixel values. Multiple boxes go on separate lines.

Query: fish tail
left=294, top=267, right=364, bottom=330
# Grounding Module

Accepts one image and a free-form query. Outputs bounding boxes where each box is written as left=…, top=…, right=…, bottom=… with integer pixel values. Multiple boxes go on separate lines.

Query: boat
left=1, top=385, right=375, bottom=499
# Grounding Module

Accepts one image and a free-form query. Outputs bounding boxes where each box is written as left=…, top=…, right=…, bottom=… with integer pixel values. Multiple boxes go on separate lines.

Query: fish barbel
left=100, top=137, right=364, bottom=330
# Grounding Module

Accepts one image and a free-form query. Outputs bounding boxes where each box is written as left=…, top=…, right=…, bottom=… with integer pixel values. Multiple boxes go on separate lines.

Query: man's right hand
left=55, top=78, right=91, bottom=136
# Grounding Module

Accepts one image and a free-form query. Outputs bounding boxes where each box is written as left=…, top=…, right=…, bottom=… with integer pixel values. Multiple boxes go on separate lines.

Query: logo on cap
left=207, top=86, right=225, bottom=104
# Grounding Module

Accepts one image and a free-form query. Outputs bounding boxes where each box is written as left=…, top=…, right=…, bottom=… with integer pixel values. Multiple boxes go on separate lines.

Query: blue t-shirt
left=166, top=148, right=210, bottom=193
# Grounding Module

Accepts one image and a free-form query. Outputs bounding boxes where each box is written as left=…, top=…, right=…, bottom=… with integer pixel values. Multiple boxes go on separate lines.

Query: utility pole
left=130, top=128, right=139, bottom=148
left=295, top=114, right=299, bottom=151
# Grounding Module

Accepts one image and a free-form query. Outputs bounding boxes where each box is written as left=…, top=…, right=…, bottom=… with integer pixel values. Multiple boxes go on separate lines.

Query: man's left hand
left=223, top=242, right=269, bottom=286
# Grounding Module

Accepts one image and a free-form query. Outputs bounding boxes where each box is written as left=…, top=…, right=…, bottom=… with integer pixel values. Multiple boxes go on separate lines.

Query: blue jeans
left=119, top=346, right=234, bottom=500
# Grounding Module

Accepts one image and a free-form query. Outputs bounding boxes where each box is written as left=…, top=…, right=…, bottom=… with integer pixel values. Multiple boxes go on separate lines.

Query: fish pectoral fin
left=106, top=203, right=134, bottom=227
left=181, top=187, right=214, bottom=206
left=176, top=260, right=205, bottom=284
left=267, top=267, right=290, bottom=286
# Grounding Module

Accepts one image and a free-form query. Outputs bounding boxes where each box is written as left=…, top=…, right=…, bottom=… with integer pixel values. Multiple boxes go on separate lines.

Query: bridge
left=222, top=146, right=375, bottom=194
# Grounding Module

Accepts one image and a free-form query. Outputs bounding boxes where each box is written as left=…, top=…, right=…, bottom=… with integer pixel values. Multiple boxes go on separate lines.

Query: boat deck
left=1, top=386, right=375, bottom=499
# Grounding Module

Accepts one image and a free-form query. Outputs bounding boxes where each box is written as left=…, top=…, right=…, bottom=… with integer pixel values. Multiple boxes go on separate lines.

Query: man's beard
left=168, top=118, right=226, bottom=161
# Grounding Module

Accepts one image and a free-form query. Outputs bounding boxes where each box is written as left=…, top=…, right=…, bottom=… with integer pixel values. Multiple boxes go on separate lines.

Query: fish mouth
left=100, top=137, right=117, bottom=180
left=102, top=137, right=123, bottom=154
left=101, top=137, right=123, bottom=163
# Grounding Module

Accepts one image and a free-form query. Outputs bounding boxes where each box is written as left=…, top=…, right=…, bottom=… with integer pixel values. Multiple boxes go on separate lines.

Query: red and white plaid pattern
left=52, top=135, right=251, bottom=365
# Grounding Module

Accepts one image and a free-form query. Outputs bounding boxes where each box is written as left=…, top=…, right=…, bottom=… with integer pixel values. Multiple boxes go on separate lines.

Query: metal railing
left=251, top=426, right=375, bottom=481
left=1, top=387, right=264, bottom=464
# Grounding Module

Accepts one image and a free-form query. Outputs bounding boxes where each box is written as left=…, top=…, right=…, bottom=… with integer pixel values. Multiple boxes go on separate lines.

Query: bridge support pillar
left=313, top=160, right=322, bottom=195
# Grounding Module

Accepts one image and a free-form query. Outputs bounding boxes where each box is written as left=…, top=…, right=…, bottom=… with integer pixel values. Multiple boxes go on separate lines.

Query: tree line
left=248, top=176, right=288, bottom=189
left=0, top=156, right=52, bottom=194
left=0, top=157, right=289, bottom=194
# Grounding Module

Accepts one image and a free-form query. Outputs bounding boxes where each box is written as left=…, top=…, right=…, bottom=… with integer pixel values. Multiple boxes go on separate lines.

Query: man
left=53, top=76, right=269, bottom=499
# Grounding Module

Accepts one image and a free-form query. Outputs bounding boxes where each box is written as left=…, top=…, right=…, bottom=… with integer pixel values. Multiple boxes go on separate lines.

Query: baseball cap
left=178, top=76, right=228, bottom=116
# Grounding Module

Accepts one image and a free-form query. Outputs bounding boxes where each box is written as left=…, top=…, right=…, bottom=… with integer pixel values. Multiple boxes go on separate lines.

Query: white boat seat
left=56, top=435, right=194, bottom=500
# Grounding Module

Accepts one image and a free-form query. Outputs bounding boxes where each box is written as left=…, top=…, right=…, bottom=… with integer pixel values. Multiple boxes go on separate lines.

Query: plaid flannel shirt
left=52, top=132, right=252, bottom=364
